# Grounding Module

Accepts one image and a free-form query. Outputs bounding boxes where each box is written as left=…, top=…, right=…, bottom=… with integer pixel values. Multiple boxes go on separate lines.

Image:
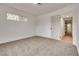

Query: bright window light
left=7, top=13, right=19, bottom=21
left=7, top=13, right=28, bottom=22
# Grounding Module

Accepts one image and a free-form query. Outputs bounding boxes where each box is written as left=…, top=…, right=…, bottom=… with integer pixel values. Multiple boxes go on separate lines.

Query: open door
left=62, top=16, right=73, bottom=44
left=64, top=17, right=72, bottom=36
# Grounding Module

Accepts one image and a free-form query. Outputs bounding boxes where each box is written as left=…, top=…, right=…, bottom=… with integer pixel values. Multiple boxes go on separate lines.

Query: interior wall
left=36, top=15, right=51, bottom=38
left=0, top=4, right=36, bottom=44
left=72, top=4, right=78, bottom=46
left=76, top=4, right=79, bottom=54
left=36, top=4, right=77, bottom=46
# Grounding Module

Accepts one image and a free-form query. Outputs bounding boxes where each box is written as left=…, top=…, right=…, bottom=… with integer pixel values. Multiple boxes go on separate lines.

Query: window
left=7, top=13, right=19, bottom=21
left=7, top=13, right=28, bottom=22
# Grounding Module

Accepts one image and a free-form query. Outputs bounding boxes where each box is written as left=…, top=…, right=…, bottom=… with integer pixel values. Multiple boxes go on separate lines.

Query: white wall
left=0, top=4, right=36, bottom=44
left=36, top=15, right=51, bottom=38
left=36, top=4, right=78, bottom=46
left=76, top=4, right=79, bottom=53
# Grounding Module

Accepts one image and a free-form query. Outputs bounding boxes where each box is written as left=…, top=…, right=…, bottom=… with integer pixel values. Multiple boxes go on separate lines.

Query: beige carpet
left=0, top=36, right=78, bottom=56
left=61, top=35, right=72, bottom=45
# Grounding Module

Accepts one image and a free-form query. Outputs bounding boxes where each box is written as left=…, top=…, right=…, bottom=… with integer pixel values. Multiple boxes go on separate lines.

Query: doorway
left=62, top=16, right=73, bottom=44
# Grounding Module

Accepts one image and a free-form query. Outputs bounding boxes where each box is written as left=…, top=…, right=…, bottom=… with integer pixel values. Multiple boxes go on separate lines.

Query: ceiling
left=5, top=3, right=72, bottom=16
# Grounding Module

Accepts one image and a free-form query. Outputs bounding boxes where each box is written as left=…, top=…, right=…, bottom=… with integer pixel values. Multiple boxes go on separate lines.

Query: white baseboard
left=36, top=35, right=57, bottom=40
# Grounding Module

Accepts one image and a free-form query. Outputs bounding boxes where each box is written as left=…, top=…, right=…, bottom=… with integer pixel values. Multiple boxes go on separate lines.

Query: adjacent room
left=0, top=3, right=79, bottom=56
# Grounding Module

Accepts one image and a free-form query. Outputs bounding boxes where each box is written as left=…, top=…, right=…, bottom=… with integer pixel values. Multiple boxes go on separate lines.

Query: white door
left=51, top=15, right=61, bottom=40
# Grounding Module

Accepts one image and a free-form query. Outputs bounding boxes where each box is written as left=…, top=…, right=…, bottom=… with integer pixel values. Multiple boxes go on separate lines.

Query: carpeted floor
left=61, top=35, right=72, bottom=45
left=0, top=36, right=78, bottom=56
